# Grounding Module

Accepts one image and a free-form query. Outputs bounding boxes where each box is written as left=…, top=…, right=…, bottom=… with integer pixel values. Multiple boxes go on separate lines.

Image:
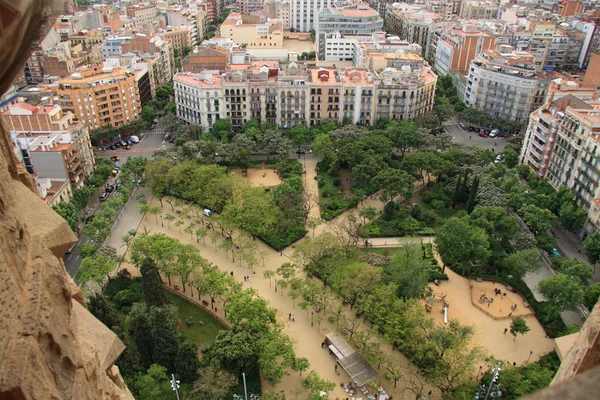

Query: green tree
left=519, top=204, right=556, bottom=233
left=469, top=206, right=518, bottom=242
left=384, top=245, right=429, bottom=299
left=140, top=258, right=169, bottom=307
left=501, top=249, right=542, bottom=279
left=510, top=317, right=530, bottom=341
left=503, top=148, right=519, bottom=169
left=435, top=217, right=491, bottom=273
left=553, top=257, right=593, bottom=286
left=190, top=365, right=238, bottom=400
left=513, top=231, right=538, bottom=251
left=372, top=168, right=414, bottom=203
left=129, top=302, right=155, bottom=368
left=583, top=232, right=600, bottom=271
left=132, top=364, right=173, bottom=400
left=384, top=121, right=425, bottom=158
left=76, top=246, right=120, bottom=288
left=466, top=176, right=479, bottom=213
left=222, top=184, right=278, bottom=238
left=174, top=340, right=200, bottom=383
left=52, top=202, right=79, bottom=233
left=149, top=304, right=180, bottom=372
left=302, top=371, right=336, bottom=400
left=559, top=202, right=586, bottom=233
left=584, top=283, right=600, bottom=310
left=359, top=206, right=378, bottom=224
left=141, top=105, right=157, bottom=123
left=538, top=274, right=585, bottom=317
left=87, top=293, right=120, bottom=329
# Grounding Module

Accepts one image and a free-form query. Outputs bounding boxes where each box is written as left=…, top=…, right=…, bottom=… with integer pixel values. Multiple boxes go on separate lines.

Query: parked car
left=168, top=137, right=175, bottom=143
left=123, top=144, right=131, bottom=150
left=125, top=139, right=132, bottom=145
left=130, top=135, right=140, bottom=143
left=459, top=122, right=466, bottom=130
left=478, top=131, right=487, bottom=138
left=149, top=124, right=156, bottom=130
left=203, top=209, right=213, bottom=217
left=296, top=149, right=311, bottom=154
left=108, top=145, right=116, bottom=150
left=114, top=142, right=122, bottom=148
left=152, top=118, right=159, bottom=124
left=115, top=182, right=121, bottom=190
left=110, top=156, right=119, bottom=161
left=99, top=193, right=110, bottom=202
left=105, top=184, right=114, bottom=193
left=85, top=215, right=94, bottom=223
left=489, top=129, right=500, bottom=138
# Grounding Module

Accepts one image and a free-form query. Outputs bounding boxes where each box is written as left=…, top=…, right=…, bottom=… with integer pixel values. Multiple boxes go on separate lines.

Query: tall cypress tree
left=150, top=305, right=179, bottom=373
left=466, top=176, right=479, bottom=214
left=129, top=302, right=154, bottom=369
left=140, top=258, right=169, bottom=307
left=452, top=173, right=462, bottom=209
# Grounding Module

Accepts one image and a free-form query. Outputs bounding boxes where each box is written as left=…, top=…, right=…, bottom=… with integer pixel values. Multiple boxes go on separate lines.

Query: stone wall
left=0, top=1, right=133, bottom=399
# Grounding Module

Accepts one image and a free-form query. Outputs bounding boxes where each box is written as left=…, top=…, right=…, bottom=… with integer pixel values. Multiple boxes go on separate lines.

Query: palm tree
left=165, top=214, right=175, bottom=229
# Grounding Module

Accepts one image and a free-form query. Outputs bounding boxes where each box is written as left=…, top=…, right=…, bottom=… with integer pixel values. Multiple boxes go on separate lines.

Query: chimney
left=566, top=99, right=571, bottom=109
left=559, top=99, right=565, bottom=111
left=593, top=90, right=599, bottom=101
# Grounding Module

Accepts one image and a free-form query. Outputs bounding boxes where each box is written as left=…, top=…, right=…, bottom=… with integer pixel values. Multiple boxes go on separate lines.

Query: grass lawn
left=359, top=247, right=405, bottom=256
left=166, top=292, right=226, bottom=347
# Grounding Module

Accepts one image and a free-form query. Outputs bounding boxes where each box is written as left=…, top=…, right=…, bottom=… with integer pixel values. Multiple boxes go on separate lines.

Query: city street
left=63, top=119, right=173, bottom=279
left=444, top=122, right=508, bottom=152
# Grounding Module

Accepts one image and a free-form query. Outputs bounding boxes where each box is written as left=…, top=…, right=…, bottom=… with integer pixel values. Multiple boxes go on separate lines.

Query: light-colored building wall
left=290, top=0, right=332, bottom=32
left=220, top=13, right=284, bottom=49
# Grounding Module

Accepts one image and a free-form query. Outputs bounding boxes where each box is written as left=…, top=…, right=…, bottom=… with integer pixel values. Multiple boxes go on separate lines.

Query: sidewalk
left=105, top=186, right=150, bottom=257
left=552, top=223, right=590, bottom=265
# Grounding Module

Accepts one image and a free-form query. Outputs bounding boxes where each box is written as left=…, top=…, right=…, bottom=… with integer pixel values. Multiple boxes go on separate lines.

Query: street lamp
left=477, top=365, right=483, bottom=379
left=170, top=374, right=180, bottom=400
left=475, top=363, right=502, bottom=400
left=527, top=351, right=533, bottom=363
left=311, top=311, right=314, bottom=326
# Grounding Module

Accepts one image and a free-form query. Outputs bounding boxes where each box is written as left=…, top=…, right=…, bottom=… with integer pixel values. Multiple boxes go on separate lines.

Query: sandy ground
left=229, top=166, right=283, bottom=188
left=427, top=267, right=555, bottom=366
left=469, top=280, right=535, bottom=319
left=124, top=161, right=555, bottom=398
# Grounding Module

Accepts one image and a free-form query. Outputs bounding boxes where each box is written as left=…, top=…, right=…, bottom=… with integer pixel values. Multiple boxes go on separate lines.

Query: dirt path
left=134, top=200, right=437, bottom=399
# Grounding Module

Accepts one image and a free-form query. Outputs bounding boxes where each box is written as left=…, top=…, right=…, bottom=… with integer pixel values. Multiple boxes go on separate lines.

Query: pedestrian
left=335, top=365, right=338, bottom=373
left=469, top=135, right=472, bottom=139
left=321, top=341, right=325, bottom=348
left=428, top=391, right=432, bottom=397
left=513, top=362, right=517, bottom=366
left=292, top=314, right=295, bottom=322
left=288, top=321, right=291, bottom=327
left=280, top=251, right=283, bottom=256
left=289, top=313, right=291, bottom=321
left=253, top=271, right=256, bottom=276
left=504, top=328, right=508, bottom=334
left=230, top=271, right=234, bottom=276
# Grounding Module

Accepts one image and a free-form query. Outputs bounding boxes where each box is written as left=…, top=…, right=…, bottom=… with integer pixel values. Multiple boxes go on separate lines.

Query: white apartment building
left=126, top=4, right=158, bottom=32
left=464, top=46, right=548, bottom=122
left=316, top=5, right=383, bottom=61
left=290, top=0, right=333, bottom=32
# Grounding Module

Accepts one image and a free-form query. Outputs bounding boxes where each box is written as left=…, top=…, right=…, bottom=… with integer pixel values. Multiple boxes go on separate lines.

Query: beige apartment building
left=58, top=65, right=142, bottom=130
left=385, top=10, right=441, bottom=51
left=220, top=13, right=284, bottom=49
left=163, top=27, right=193, bottom=57
left=2, top=102, right=96, bottom=191
left=126, top=4, right=158, bottom=32
left=174, top=55, right=437, bottom=131
left=458, top=0, right=500, bottom=20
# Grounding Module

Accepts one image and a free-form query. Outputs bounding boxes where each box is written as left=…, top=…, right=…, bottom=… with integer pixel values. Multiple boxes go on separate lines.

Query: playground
left=425, top=268, right=555, bottom=366
left=229, top=166, right=283, bottom=188
left=470, top=279, right=534, bottom=320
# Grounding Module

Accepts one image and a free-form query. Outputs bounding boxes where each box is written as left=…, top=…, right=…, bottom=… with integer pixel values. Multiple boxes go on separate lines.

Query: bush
left=112, top=282, right=145, bottom=312
left=317, top=177, right=326, bottom=188
left=430, top=199, right=446, bottom=210
left=333, top=177, right=342, bottom=187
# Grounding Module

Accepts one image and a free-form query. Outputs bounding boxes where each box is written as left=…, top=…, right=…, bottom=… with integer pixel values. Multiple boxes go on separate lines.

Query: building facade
left=264, top=0, right=291, bottom=30
left=458, top=1, right=500, bottom=20
left=3, top=102, right=96, bottom=190
left=385, top=10, right=441, bottom=51
left=57, top=66, right=142, bottom=130
left=464, top=46, right=548, bottom=122
left=126, top=4, right=158, bottom=32
left=289, top=0, right=332, bottom=32
left=220, top=13, right=284, bottom=49
left=174, top=59, right=437, bottom=131
left=432, top=24, right=495, bottom=76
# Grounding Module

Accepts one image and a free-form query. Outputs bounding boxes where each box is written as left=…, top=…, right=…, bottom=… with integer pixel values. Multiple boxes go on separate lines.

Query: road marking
left=76, top=255, right=81, bottom=261
left=67, top=254, right=73, bottom=261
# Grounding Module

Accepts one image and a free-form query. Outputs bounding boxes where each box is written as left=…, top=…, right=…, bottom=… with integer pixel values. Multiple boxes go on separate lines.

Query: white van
left=130, top=135, right=140, bottom=143
left=203, top=209, right=213, bottom=217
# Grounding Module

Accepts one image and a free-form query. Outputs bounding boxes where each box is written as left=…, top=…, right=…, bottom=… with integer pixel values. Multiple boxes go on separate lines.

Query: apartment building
left=57, top=66, right=142, bottom=130
left=220, top=13, right=284, bottom=49
left=458, top=1, right=500, bottom=20
left=69, top=29, right=104, bottom=51
left=3, top=102, right=96, bottom=191
left=174, top=58, right=438, bottom=131
left=290, top=0, right=333, bottom=32
left=0, top=85, right=18, bottom=112
left=24, top=27, right=62, bottom=84
left=183, top=46, right=230, bottom=73
left=366, top=0, right=392, bottom=19
left=237, top=0, right=264, bottom=15
left=527, top=94, right=600, bottom=236
left=162, top=27, right=193, bottom=57
left=385, top=10, right=441, bottom=51
left=126, top=4, right=158, bottom=32
left=432, top=24, right=495, bottom=76
left=264, top=0, right=291, bottom=30
left=464, top=46, right=548, bottom=122
left=316, top=5, right=383, bottom=61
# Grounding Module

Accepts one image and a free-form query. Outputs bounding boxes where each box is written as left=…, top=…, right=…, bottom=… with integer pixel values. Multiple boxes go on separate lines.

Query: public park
left=75, top=119, right=598, bottom=400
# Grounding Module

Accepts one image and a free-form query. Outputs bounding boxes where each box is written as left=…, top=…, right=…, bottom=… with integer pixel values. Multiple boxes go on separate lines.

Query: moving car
left=203, top=209, right=213, bottom=217
left=105, top=184, right=114, bottom=193
left=65, top=244, right=76, bottom=254
left=123, top=144, right=131, bottom=150
left=99, top=192, right=110, bottom=202
left=110, top=156, right=120, bottom=161
left=114, top=161, right=121, bottom=170
left=152, top=118, right=159, bottom=124
left=111, top=169, right=118, bottom=177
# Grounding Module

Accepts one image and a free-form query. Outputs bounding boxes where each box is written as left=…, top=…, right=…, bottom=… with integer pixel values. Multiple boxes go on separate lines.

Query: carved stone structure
left=0, top=1, right=133, bottom=399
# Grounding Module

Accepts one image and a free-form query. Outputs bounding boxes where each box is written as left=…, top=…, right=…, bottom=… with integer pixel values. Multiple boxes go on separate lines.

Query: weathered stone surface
left=0, top=1, right=133, bottom=399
